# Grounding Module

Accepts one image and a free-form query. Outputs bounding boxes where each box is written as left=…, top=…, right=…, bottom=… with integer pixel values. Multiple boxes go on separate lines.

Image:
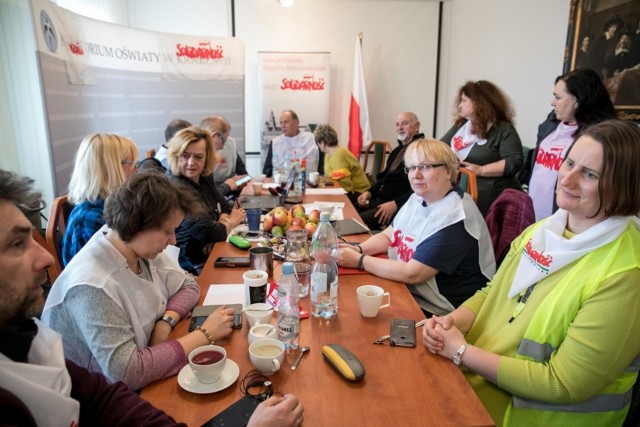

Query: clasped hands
left=422, top=315, right=468, bottom=360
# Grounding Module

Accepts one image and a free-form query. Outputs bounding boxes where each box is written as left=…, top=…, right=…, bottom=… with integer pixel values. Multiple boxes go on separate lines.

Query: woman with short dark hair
left=424, top=120, right=640, bottom=426
left=526, top=68, right=616, bottom=220
left=43, top=173, right=235, bottom=390
left=313, top=124, right=370, bottom=202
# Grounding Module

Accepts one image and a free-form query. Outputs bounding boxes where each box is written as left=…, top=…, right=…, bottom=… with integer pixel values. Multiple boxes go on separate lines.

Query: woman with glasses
left=336, top=139, right=495, bottom=316
left=62, top=133, right=139, bottom=266
left=440, top=80, right=524, bottom=216
left=166, top=126, right=245, bottom=269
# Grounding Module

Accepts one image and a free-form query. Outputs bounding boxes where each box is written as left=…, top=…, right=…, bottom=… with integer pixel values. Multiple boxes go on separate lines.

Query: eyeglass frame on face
left=404, top=163, right=445, bottom=174
left=121, top=160, right=135, bottom=167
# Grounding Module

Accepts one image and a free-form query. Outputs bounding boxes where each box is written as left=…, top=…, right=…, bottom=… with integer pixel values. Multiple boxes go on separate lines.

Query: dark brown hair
left=313, top=124, right=339, bottom=147
left=104, top=172, right=205, bottom=242
left=571, top=120, right=640, bottom=217
left=454, top=80, right=515, bottom=138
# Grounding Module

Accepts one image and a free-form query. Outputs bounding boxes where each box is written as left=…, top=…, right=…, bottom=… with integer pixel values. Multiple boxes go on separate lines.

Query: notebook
left=241, top=168, right=301, bottom=210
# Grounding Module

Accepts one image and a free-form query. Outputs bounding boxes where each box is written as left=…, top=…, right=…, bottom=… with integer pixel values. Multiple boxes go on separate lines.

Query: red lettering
left=535, top=147, right=564, bottom=171
left=525, top=239, right=553, bottom=267
left=389, top=230, right=415, bottom=262
left=280, top=75, right=325, bottom=91
left=175, top=41, right=224, bottom=60
left=68, top=42, right=84, bottom=55
left=453, top=136, right=464, bottom=151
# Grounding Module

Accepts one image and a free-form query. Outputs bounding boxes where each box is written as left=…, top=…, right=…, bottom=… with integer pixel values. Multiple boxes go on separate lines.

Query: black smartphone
left=202, top=395, right=263, bottom=427
left=189, top=304, right=243, bottom=332
left=214, top=256, right=250, bottom=268
left=389, top=318, right=416, bottom=348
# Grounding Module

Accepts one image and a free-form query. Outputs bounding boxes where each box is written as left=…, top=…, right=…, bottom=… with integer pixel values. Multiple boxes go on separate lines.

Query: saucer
left=178, top=359, right=240, bottom=394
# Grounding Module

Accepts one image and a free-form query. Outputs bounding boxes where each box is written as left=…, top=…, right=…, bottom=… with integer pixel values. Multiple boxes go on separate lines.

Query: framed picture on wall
left=564, top=0, right=640, bottom=120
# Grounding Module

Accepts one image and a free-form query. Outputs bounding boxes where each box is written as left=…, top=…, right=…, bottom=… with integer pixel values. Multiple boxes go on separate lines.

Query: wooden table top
left=140, top=193, right=493, bottom=427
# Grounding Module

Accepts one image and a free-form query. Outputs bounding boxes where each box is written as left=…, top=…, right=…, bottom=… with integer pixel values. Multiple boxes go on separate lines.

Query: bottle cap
left=320, top=212, right=331, bottom=222
left=282, top=262, right=294, bottom=274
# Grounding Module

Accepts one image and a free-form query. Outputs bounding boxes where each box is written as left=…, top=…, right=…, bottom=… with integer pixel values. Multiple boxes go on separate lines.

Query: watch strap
left=160, top=314, right=177, bottom=328
left=357, top=254, right=366, bottom=271
left=453, top=344, right=468, bottom=365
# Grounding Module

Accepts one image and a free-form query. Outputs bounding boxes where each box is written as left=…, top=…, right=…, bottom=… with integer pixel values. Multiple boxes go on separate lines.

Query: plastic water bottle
left=292, top=159, right=303, bottom=196
left=310, top=212, right=339, bottom=319
left=300, top=158, right=306, bottom=194
left=277, top=262, right=300, bottom=350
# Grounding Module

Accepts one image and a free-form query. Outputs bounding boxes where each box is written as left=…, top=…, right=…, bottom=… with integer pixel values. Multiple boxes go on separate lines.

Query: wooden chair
left=45, top=195, right=73, bottom=278
left=457, top=167, right=478, bottom=203
left=146, top=149, right=156, bottom=158
left=362, top=140, right=391, bottom=181
left=33, top=229, right=61, bottom=284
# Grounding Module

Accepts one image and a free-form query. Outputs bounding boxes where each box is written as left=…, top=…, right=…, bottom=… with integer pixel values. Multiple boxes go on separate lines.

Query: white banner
left=257, top=52, right=330, bottom=166
left=32, top=0, right=244, bottom=83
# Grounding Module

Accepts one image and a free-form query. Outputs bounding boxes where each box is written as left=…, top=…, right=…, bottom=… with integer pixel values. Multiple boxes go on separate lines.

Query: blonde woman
left=62, top=133, right=138, bottom=266
left=167, top=126, right=245, bottom=268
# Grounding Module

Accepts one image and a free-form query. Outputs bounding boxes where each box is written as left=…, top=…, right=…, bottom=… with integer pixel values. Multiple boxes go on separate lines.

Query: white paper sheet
left=203, top=284, right=246, bottom=307
left=304, top=188, right=347, bottom=195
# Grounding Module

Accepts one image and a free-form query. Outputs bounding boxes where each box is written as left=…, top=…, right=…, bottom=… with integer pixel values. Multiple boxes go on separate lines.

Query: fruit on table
left=263, top=205, right=322, bottom=236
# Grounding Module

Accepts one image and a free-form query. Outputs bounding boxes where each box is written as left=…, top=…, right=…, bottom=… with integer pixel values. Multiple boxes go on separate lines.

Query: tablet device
left=202, top=396, right=261, bottom=427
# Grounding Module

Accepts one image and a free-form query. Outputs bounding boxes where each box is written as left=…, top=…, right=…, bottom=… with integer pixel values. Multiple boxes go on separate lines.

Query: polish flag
left=348, top=36, right=372, bottom=158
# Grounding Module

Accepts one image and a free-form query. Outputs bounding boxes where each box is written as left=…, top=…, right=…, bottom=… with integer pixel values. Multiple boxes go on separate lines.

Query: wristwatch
left=452, top=344, right=468, bottom=365
left=160, top=314, right=177, bottom=328
left=357, top=254, right=366, bottom=271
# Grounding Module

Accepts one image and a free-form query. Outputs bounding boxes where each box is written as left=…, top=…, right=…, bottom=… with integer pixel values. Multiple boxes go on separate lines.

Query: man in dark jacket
left=356, top=112, right=424, bottom=230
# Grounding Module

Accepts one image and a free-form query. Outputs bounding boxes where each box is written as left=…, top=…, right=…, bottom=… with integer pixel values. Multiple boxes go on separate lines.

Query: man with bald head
left=357, top=112, right=424, bottom=230
left=263, top=110, right=319, bottom=177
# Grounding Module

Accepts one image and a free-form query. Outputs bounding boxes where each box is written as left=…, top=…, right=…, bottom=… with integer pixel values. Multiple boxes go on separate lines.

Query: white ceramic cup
left=245, top=303, right=274, bottom=327
left=243, top=270, right=269, bottom=306
left=249, top=338, right=285, bottom=375
left=309, top=171, right=319, bottom=185
left=357, top=285, right=391, bottom=318
left=188, top=345, right=227, bottom=384
left=248, top=323, right=277, bottom=345
left=252, top=182, right=263, bottom=195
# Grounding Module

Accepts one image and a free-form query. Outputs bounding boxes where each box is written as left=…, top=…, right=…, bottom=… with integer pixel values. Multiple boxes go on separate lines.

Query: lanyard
left=508, top=283, right=537, bottom=323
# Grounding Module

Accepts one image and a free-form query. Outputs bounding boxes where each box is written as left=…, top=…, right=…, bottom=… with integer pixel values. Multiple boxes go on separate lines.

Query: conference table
left=140, top=189, right=494, bottom=426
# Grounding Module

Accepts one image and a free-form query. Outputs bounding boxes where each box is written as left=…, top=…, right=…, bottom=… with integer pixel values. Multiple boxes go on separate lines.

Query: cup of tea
left=357, top=285, right=391, bottom=318
left=243, top=270, right=268, bottom=306
left=188, top=345, right=227, bottom=384
left=245, top=302, right=274, bottom=327
left=249, top=338, right=285, bottom=375
left=248, top=323, right=277, bottom=345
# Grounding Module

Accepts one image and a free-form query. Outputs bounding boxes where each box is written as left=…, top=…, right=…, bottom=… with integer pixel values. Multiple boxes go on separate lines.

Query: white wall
left=437, top=0, right=571, bottom=147
left=0, top=0, right=571, bottom=203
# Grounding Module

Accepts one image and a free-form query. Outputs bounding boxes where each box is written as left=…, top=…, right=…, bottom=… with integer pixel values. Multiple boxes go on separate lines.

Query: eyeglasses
left=121, top=160, right=135, bottom=166
left=403, top=163, right=445, bottom=174
left=179, top=152, right=205, bottom=162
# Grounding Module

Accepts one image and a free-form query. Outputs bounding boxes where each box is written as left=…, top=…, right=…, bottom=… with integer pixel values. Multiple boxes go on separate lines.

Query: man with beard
left=356, top=112, right=424, bottom=230
left=0, top=170, right=304, bottom=426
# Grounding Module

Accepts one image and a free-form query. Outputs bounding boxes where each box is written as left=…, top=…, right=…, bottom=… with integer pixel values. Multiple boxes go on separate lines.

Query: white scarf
left=508, top=210, right=631, bottom=298
left=0, top=320, right=80, bottom=426
left=451, top=121, right=487, bottom=161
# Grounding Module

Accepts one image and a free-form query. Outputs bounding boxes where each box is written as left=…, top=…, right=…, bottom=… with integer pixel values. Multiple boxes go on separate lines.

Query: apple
left=291, top=204, right=306, bottom=218
left=291, top=216, right=307, bottom=228
left=263, top=215, right=274, bottom=232
left=287, top=224, right=302, bottom=232
left=271, top=225, right=285, bottom=237
left=272, top=207, right=289, bottom=227
left=304, top=222, right=317, bottom=235
left=307, top=209, right=320, bottom=224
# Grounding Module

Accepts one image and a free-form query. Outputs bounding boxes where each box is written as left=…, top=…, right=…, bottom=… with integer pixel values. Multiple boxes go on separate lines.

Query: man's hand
left=373, top=201, right=398, bottom=225
left=248, top=394, right=304, bottom=427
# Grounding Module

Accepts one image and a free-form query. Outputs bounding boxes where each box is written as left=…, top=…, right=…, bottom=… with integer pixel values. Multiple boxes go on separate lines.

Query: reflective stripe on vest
left=513, top=389, right=632, bottom=412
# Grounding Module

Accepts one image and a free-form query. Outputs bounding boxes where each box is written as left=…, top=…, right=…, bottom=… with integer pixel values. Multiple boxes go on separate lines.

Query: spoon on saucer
left=291, top=346, right=310, bottom=370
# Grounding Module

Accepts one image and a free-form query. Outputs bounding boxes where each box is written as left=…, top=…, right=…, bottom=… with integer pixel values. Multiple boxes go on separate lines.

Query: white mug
left=309, top=171, right=319, bottom=185
left=243, top=270, right=268, bottom=306
left=249, top=338, right=285, bottom=375
left=357, top=285, right=391, bottom=318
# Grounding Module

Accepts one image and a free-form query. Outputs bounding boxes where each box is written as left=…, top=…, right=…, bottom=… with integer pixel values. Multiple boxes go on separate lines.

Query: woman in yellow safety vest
left=423, top=119, right=640, bottom=427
